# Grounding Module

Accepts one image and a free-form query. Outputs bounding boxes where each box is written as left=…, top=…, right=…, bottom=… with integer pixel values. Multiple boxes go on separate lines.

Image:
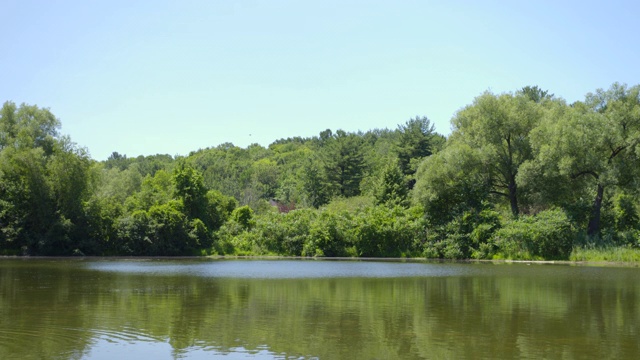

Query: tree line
left=1, top=82, right=639, bottom=259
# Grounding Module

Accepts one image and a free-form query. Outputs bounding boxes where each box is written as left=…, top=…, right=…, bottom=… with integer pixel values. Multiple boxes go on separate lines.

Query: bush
left=306, top=210, right=353, bottom=257
left=421, top=207, right=500, bottom=259
left=492, top=208, right=574, bottom=260
left=231, top=205, right=255, bottom=230
left=614, top=193, right=639, bottom=232
left=253, top=209, right=315, bottom=255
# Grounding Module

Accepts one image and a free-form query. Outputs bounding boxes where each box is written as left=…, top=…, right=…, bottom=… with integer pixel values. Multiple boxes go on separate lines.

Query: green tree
left=612, top=193, right=639, bottom=232
left=205, top=190, right=237, bottom=230
left=301, top=157, right=331, bottom=208
left=518, top=85, right=554, bottom=103
left=374, top=160, right=408, bottom=207
left=189, top=143, right=253, bottom=201
left=232, top=205, right=255, bottom=230
left=169, top=161, right=235, bottom=238
left=126, top=169, right=173, bottom=211
left=322, top=130, right=366, bottom=197
left=396, top=116, right=437, bottom=188
left=413, top=142, right=490, bottom=226
left=0, top=103, right=92, bottom=255
left=173, top=161, right=208, bottom=220
left=0, top=147, right=54, bottom=253
left=48, top=137, right=92, bottom=223
left=0, top=101, right=59, bottom=154
left=104, top=151, right=132, bottom=171
left=450, top=92, right=543, bottom=217
left=250, top=158, right=280, bottom=200
left=523, top=83, right=640, bottom=235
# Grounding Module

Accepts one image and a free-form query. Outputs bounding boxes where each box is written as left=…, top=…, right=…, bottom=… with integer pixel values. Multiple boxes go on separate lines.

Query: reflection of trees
left=0, top=261, right=639, bottom=359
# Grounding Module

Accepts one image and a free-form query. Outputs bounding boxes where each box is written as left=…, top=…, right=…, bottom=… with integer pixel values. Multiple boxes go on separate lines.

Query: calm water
left=0, top=258, right=638, bottom=359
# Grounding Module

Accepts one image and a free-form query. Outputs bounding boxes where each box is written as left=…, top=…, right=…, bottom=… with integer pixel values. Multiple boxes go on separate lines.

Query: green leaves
left=492, top=209, right=574, bottom=260
left=396, top=116, right=436, bottom=187
left=524, top=83, right=640, bottom=235
left=0, top=103, right=91, bottom=255
left=322, top=130, right=367, bottom=198
left=449, top=92, right=544, bottom=216
left=374, top=160, right=408, bottom=207
left=0, top=101, right=60, bottom=154
left=413, top=141, right=490, bottom=226
left=3, top=83, right=640, bottom=258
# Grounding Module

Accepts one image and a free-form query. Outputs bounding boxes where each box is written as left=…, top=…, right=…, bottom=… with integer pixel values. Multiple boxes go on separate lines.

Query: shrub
left=492, top=208, right=574, bottom=260
left=421, top=207, right=500, bottom=259
left=231, top=205, right=255, bottom=230
left=306, top=210, right=353, bottom=257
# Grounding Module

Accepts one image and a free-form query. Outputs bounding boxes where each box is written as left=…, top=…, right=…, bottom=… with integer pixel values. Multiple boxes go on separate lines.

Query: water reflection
left=84, top=259, right=471, bottom=278
left=0, top=259, right=638, bottom=359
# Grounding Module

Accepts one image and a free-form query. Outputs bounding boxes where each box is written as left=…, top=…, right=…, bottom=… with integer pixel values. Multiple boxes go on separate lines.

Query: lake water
left=0, top=258, right=638, bottom=359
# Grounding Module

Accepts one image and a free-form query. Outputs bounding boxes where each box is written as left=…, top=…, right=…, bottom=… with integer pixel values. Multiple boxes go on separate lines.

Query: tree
left=205, top=190, right=237, bottom=230
left=413, top=142, right=490, bottom=225
left=396, top=116, right=437, bottom=189
left=450, top=92, right=543, bottom=217
left=0, top=103, right=91, bottom=255
left=48, top=137, right=92, bottom=224
left=105, top=152, right=131, bottom=171
left=322, top=130, right=367, bottom=197
left=301, top=157, right=331, bottom=208
left=172, top=161, right=234, bottom=234
left=524, top=83, right=640, bottom=235
left=0, top=101, right=59, bottom=154
left=173, top=161, right=207, bottom=220
left=518, top=86, right=554, bottom=103
left=126, top=169, right=173, bottom=211
left=189, top=143, right=252, bottom=201
left=231, top=205, right=255, bottom=230
left=0, top=147, right=54, bottom=253
left=374, top=160, right=408, bottom=207
left=247, top=157, right=279, bottom=201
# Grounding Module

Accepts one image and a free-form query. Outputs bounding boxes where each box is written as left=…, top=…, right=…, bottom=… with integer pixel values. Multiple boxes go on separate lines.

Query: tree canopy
left=2, top=84, right=640, bottom=259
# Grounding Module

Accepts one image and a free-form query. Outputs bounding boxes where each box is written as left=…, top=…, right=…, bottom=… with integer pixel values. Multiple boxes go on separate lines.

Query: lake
left=0, top=258, right=638, bottom=359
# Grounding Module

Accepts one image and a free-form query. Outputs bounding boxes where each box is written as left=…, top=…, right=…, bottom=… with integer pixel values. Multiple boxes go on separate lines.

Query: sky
left=2, top=0, right=639, bottom=160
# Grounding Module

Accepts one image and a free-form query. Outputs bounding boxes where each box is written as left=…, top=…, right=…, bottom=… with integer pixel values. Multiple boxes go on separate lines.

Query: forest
left=1, top=83, right=639, bottom=260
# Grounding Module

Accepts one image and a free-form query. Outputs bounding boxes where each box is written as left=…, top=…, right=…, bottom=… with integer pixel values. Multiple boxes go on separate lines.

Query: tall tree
left=413, top=142, right=490, bottom=225
left=524, top=83, right=640, bottom=235
left=518, top=85, right=554, bottom=103
left=374, top=160, right=408, bottom=207
left=0, top=147, right=54, bottom=253
left=322, top=130, right=366, bottom=198
left=0, top=101, right=59, bottom=154
left=450, top=92, right=543, bottom=217
left=301, top=157, right=331, bottom=208
left=173, top=161, right=207, bottom=221
left=0, top=103, right=91, bottom=254
left=396, top=116, right=437, bottom=189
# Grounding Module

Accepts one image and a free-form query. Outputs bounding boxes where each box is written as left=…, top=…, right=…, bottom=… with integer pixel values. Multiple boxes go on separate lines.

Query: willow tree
left=413, top=142, right=490, bottom=225
left=524, top=83, right=640, bottom=236
left=449, top=91, right=544, bottom=217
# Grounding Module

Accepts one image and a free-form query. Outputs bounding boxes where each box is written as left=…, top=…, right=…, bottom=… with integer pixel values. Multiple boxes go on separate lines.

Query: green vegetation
left=2, top=82, right=640, bottom=260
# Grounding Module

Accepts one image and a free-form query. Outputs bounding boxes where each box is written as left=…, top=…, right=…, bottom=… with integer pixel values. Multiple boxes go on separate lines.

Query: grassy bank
left=570, top=246, right=640, bottom=263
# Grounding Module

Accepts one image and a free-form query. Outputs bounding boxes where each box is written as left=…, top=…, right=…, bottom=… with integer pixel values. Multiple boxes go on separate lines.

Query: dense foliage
left=2, top=82, right=639, bottom=259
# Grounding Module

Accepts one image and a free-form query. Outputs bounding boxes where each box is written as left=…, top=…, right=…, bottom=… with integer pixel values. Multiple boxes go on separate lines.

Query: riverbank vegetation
left=1, top=83, right=640, bottom=261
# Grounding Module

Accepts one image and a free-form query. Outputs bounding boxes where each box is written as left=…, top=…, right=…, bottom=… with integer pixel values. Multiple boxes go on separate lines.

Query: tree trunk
left=508, top=179, right=519, bottom=217
left=587, top=184, right=605, bottom=236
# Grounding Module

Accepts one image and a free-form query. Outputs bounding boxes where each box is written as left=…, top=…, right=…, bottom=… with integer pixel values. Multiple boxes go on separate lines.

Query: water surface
left=0, top=258, right=638, bottom=359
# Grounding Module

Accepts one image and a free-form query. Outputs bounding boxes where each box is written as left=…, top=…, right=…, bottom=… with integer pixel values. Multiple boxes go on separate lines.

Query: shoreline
left=1, top=255, right=639, bottom=268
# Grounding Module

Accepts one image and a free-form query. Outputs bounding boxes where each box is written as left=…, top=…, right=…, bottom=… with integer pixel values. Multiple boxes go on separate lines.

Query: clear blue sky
left=2, top=0, right=639, bottom=160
